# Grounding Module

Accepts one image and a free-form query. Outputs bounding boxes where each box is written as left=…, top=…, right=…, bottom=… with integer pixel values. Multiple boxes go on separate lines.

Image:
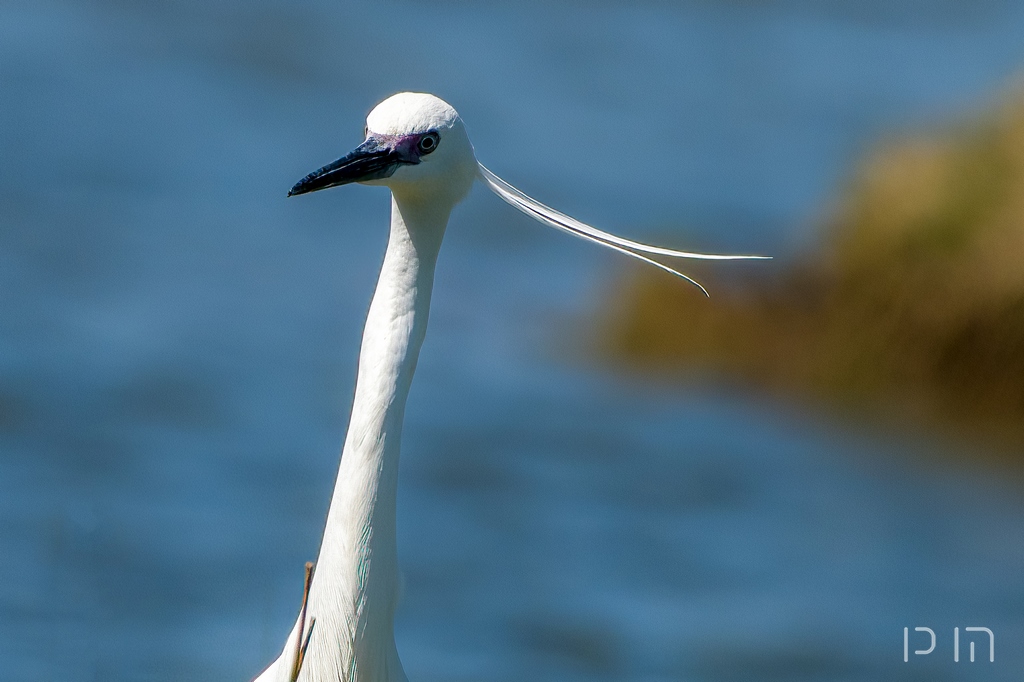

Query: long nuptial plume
left=477, top=164, right=769, bottom=295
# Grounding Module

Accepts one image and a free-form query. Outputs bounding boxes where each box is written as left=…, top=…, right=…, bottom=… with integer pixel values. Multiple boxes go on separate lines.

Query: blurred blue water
left=2, top=1, right=1024, bottom=680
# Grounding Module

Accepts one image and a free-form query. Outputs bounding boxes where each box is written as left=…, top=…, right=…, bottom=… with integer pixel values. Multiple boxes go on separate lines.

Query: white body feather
left=253, top=92, right=765, bottom=682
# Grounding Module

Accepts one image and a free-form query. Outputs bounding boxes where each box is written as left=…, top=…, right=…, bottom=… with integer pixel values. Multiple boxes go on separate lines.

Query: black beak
left=288, top=138, right=401, bottom=197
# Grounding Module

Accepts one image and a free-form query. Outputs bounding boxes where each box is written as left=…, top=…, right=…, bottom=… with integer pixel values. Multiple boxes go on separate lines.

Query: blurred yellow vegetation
left=606, top=85, right=1024, bottom=447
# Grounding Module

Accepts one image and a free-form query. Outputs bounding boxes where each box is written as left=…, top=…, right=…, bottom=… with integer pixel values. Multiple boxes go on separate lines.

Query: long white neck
left=257, top=193, right=449, bottom=682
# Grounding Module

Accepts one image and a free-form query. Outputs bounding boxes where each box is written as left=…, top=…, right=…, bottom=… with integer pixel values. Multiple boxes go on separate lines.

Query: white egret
left=253, top=92, right=765, bottom=682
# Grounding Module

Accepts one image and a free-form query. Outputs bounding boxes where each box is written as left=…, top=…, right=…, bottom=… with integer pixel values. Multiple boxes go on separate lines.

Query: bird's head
left=289, top=92, right=477, bottom=206
left=290, top=92, right=769, bottom=292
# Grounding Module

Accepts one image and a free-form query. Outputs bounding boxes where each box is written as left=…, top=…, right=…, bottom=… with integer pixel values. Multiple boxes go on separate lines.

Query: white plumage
left=253, top=92, right=764, bottom=682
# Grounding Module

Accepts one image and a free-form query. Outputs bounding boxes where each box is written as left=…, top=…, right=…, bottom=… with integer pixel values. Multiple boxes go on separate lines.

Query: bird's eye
left=418, top=133, right=439, bottom=155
